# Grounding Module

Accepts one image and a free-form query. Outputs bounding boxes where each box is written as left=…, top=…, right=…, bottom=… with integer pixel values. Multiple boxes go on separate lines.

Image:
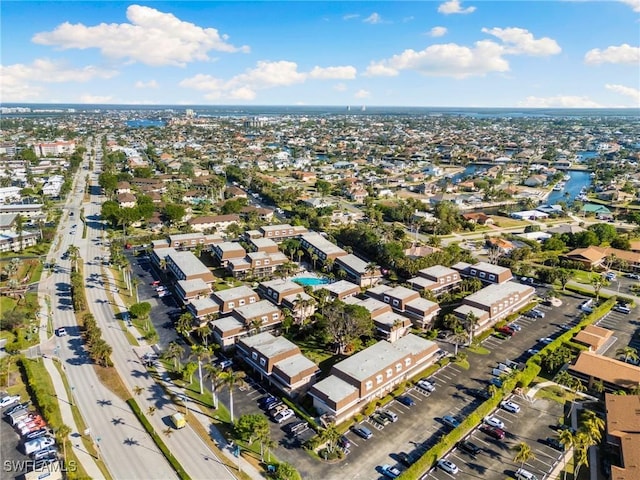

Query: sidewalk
left=105, top=268, right=264, bottom=480
left=37, top=270, right=106, bottom=480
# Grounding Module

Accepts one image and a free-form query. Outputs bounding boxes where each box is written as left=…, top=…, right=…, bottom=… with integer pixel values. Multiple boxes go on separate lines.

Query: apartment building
left=259, top=224, right=308, bottom=242
left=237, top=332, right=319, bottom=397
left=0, top=231, right=38, bottom=252
left=186, top=297, right=220, bottom=320
left=0, top=204, right=44, bottom=218
left=309, top=334, right=439, bottom=424
left=211, top=285, right=260, bottom=315
left=32, top=140, right=76, bottom=157
left=167, top=232, right=223, bottom=250
left=318, top=280, right=360, bottom=301
left=187, top=214, right=240, bottom=233
left=452, top=261, right=513, bottom=285
left=212, top=242, right=246, bottom=267
left=210, top=300, right=282, bottom=349
left=334, top=254, right=381, bottom=288
left=164, top=250, right=215, bottom=284
left=300, top=232, right=348, bottom=265
left=175, top=279, right=211, bottom=304
left=365, top=285, right=440, bottom=329
left=343, top=296, right=412, bottom=342
left=407, top=265, right=461, bottom=296
left=453, top=282, right=535, bottom=333
left=248, top=237, right=279, bottom=254
left=259, top=279, right=305, bottom=305
left=226, top=250, right=288, bottom=279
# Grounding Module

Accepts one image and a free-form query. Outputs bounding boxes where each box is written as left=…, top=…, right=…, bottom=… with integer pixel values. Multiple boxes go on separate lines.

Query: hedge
left=565, top=285, right=635, bottom=306
left=281, top=397, right=320, bottom=433
left=126, top=398, right=191, bottom=480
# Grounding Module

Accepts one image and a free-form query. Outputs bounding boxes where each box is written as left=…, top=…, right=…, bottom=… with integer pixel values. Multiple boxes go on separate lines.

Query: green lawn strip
left=53, top=360, right=113, bottom=480
left=565, top=285, right=635, bottom=306
left=126, top=398, right=191, bottom=480
left=17, top=357, right=90, bottom=480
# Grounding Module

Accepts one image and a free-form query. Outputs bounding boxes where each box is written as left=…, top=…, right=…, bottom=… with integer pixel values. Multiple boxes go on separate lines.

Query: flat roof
left=336, top=254, right=370, bottom=273
left=454, top=304, right=489, bottom=320
left=320, top=280, right=360, bottom=295
left=215, top=241, right=246, bottom=253
left=211, top=316, right=243, bottom=333
left=213, top=285, right=257, bottom=302
left=250, top=237, right=279, bottom=248
left=233, top=300, right=279, bottom=319
left=312, top=375, right=359, bottom=404
left=374, top=311, right=411, bottom=328
left=260, top=279, right=303, bottom=294
left=274, top=354, right=318, bottom=377
left=406, top=297, right=439, bottom=312
left=168, top=251, right=212, bottom=277
left=241, top=332, right=298, bottom=358
left=463, top=282, right=533, bottom=307
left=471, top=261, right=512, bottom=275
left=177, top=278, right=210, bottom=292
left=419, top=265, right=458, bottom=278
left=261, top=224, right=293, bottom=232
left=382, top=285, right=419, bottom=300
left=301, top=232, right=347, bottom=256
left=408, top=277, right=436, bottom=288
left=189, top=297, right=220, bottom=312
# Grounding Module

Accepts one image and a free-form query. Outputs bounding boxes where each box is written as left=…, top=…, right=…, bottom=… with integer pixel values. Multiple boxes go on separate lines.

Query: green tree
left=182, top=362, right=198, bottom=384
left=322, top=301, right=373, bottom=354
left=219, top=369, right=246, bottom=423
left=274, top=462, right=298, bottom=480
left=203, top=363, right=223, bottom=409
left=580, top=409, right=605, bottom=444
left=163, top=203, right=186, bottom=225
left=55, top=424, right=72, bottom=463
left=176, top=313, right=194, bottom=337
left=190, top=345, right=212, bottom=395
left=129, top=302, right=152, bottom=320
left=163, top=341, right=184, bottom=370
left=234, top=413, right=270, bottom=445
left=557, top=269, right=572, bottom=291
left=590, top=276, right=609, bottom=302
left=512, top=442, right=535, bottom=470
left=616, top=346, right=638, bottom=364
left=319, top=423, right=341, bottom=454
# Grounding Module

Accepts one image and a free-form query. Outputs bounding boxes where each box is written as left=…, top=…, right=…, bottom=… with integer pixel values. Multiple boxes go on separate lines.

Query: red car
left=480, top=424, right=505, bottom=440
left=496, top=326, right=515, bottom=336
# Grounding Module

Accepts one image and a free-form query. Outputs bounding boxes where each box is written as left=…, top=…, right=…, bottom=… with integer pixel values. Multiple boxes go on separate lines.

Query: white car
left=417, top=379, right=436, bottom=392
left=381, top=464, right=401, bottom=478
left=437, top=459, right=459, bottom=475
left=538, top=337, right=554, bottom=345
left=509, top=323, right=522, bottom=332
left=274, top=409, right=294, bottom=424
left=0, top=395, right=20, bottom=409
left=500, top=400, right=521, bottom=414
left=484, top=416, right=505, bottom=429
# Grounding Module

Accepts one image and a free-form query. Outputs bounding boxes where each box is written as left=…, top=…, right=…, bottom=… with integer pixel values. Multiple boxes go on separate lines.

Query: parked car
left=457, top=440, right=481, bottom=457
left=352, top=425, right=373, bottom=440
left=604, top=272, right=616, bottom=281
left=468, top=388, right=492, bottom=400
left=580, top=299, right=594, bottom=313
left=526, top=309, right=545, bottom=319
left=508, top=323, right=522, bottom=332
left=479, top=424, right=505, bottom=440
left=396, top=395, right=415, bottom=407
left=544, top=437, right=565, bottom=451
left=24, top=436, right=55, bottom=455
left=273, top=409, right=294, bottom=424
left=381, top=464, right=401, bottom=479
left=484, top=416, right=505, bottom=429
left=417, top=379, right=435, bottom=392
left=397, top=452, right=412, bottom=467
left=0, top=395, right=20, bottom=409
left=526, top=349, right=540, bottom=356
left=371, top=412, right=391, bottom=426
left=56, top=327, right=67, bottom=337
left=337, top=435, right=351, bottom=449
left=625, top=273, right=640, bottom=280
left=258, top=396, right=277, bottom=408
left=500, top=400, right=521, bottom=413
left=437, top=459, right=459, bottom=475
left=442, top=415, right=461, bottom=429
left=284, top=421, right=308, bottom=436
left=4, top=402, right=30, bottom=417
left=613, top=304, right=631, bottom=314
left=490, top=377, right=503, bottom=388
left=380, top=409, right=399, bottom=423
left=496, top=326, right=515, bottom=336
left=22, top=428, right=49, bottom=441
left=538, top=337, right=554, bottom=345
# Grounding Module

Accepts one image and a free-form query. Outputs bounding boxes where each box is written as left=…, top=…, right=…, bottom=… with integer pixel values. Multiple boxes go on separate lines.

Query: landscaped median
left=126, top=398, right=191, bottom=480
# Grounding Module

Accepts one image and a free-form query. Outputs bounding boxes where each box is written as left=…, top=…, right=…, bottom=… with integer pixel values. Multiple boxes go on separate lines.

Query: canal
left=547, top=170, right=593, bottom=205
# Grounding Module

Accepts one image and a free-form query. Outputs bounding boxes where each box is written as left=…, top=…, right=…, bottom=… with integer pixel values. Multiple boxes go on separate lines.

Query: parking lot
left=423, top=394, right=566, bottom=480
left=594, top=304, right=640, bottom=362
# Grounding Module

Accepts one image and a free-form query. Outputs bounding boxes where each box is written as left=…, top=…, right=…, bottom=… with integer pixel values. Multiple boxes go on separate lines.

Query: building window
left=386, top=368, right=393, bottom=378
left=265, top=260, right=270, bottom=265
left=392, top=299, right=399, bottom=307
left=239, top=299, right=245, bottom=306
left=251, top=352, right=258, bottom=360
left=261, top=316, right=268, bottom=322
left=365, top=381, right=373, bottom=391
left=383, top=296, right=390, bottom=303
left=250, top=297, right=256, bottom=303
left=439, top=278, right=445, bottom=284
left=259, top=358, right=266, bottom=367
left=228, top=302, right=235, bottom=309
left=376, top=374, right=383, bottom=384
left=272, top=313, right=278, bottom=319
left=470, top=269, right=477, bottom=276
left=255, top=261, right=261, bottom=266
left=479, top=272, right=486, bottom=278
left=489, top=274, right=496, bottom=281
left=395, top=363, right=402, bottom=372
left=405, top=358, right=411, bottom=367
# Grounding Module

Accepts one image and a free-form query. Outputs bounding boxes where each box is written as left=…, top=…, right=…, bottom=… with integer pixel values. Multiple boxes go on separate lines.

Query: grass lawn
left=573, top=270, right=599, bottom=284
left=490, top=215, right=531, bottom=228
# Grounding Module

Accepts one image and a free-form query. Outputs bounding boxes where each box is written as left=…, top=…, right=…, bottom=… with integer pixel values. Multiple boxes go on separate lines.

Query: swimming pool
left=293, top=277, right=330, bottom=286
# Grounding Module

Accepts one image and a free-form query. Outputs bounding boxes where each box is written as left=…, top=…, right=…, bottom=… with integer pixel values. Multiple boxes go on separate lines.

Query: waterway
left=448, top=164, right=487, bottom=183
left=126, top=119, right=166, bottom=128
left=546, top=170, right=592, bottom=205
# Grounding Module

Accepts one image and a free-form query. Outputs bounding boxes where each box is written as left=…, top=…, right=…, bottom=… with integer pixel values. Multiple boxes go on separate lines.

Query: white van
left=515, top=468, right=539, bottom=480
left=23, top=436, right=55, bottom=455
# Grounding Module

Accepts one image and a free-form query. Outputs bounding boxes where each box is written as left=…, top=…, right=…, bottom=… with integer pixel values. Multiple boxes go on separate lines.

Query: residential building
left=211, top=285, right=260, bottom=315
left=0, top=231, right=38, bottom=252
left=317, top=280, right=360, bottom=301
left=165, top=250, right=215, bottom=284
left=0, top=187, right=21, bottom=204
left=453, top=282, right=535, bottom=333
left=564, top=246, right=640, bottom=273
left=365, top=285, right=440, bottom=329
left=226, top=250, right=289, bottom=279
left=259, top=224, right=308, bottom=242
left=603, top=394, right=640, bottom=480
left=237, top=332, right=319, bottom=397
left=186, top=297, right=220, bottom=320
left=309, top=334, right=439, bottom=424
left=117, top=192, right=136, bottom=208
left=452, top=261, right=513, bottom=285
left=569, top=351, right=640, bottom=392
left=300, top=232, right=348, bottom=265
left=407, top=265, right=461, bottom=296
left=175, top=279, right=211, bottom=304
left=167, top=232, right=223, bottom=251
left=334, top=254, right=381, bottom=288
left=212, top=242, right=246, bottom=267
left=259, top=279, right=305, bottom=305
left=343, top=296, right=411, bottom=342
left=187, top=214, right=240, bottom=233
left=32, top=140, right=76, bottom=157
left=211, top=300, right=282, bottom=349
left=0, top=204, right=44, bottom=218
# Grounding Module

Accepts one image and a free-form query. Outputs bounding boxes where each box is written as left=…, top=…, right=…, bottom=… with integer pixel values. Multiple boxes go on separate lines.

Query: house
left=524, top=174, right=547, bottom=187
left=237, top=332, right=319, bottom=397
left=212, top=242, right=247, bottom=267
left=365, top=285, right=440, bottom=329
left=240, top=206, right=274, bottom=221
left=334, top=254, right=381, bottom=288
left=603, top=394, right=640, bottom=480
left=462, top=212, right=493, bottom=225
left=116, top=181, right=131, bottom=194
left=573, top=325, right=614, bottom=352
left=452, top=261, right=513, bottom=285
left=569, top=351, right=640, bottom=392
left=248, top=237, right=279, bottom=254
left=187, top=214, right=241, bottom=233
left=547, top=224, right=585, bottom=235
left=581, top=204, right=612, bottom=218
left=308, top=334, right=439, bottom=424
left=317, top=280, right=360, bottom=301
left=117, top=192, right=137, bottom=208
left=175, top=279, right=211, bottom=304
left=407, top=265, right=461, bottom=296
left=511, top=210, right=548, bottom=220
left=453, top=282, right=536, bottom=334
left=486, top=237, right=515, bottom=254
left=564, top=246, right=640, bottom=273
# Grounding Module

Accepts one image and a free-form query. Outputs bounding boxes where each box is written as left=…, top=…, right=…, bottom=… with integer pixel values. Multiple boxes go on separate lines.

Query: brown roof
left=573, top=324, right=613, bottom=350
left=570, top=352, right=640, bottom=389
left=188, top=214, right=240, bottom=225
left=605, top=394, right=640, bottom=480
left=566, top=246, right=640, bottom=265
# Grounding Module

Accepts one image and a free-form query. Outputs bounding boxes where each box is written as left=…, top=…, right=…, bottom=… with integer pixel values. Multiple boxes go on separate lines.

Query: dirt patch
left=94, top=365, right=131, bottom=401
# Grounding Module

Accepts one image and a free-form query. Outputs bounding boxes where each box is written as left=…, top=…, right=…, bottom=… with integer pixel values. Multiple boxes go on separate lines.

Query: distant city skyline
left=1, top=1, right=639, bottom=108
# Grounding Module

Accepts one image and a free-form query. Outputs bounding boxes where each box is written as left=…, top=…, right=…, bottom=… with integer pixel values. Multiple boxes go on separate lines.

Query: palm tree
left=249, top=317, right=262, bottom=336
left=196, top=323, right=212, bottom=347
left=218, top=369, right=246, bottom=423
left=573, top=431, right=592, bottom=480
left=364, top=262, right=378, bottom=287
left=464, top=312, right=479, bottom=344
left=319, top=423, right=341, bottom=454
left=133, top=385, right=144, bottom=396
left=487, top=384, right=499, bottom=398
left=558, top=429, right=575, bottom=480
left=190, top=345, right=212, bottom=395
left=163, top=427, right=173, bottom=438
left=203, top=363, right=223, bottom=409
left=616, top=346, right=638, bottom=364
left=147, top=406, right=157, bottom=416
left=450, top=328, right=469, bottom=356
left=67, top=245, right=80, bottom=272
left=512, top=442, right=535, bottom=470
left=580, top=410, right=605, bottom=444
left=56, top=424, right=72, bottom=462
left=176, top=312, right=194, bottom=337
left=163, top=341, right=184, bottom=370
left=590, top=276, right=609, bottom=302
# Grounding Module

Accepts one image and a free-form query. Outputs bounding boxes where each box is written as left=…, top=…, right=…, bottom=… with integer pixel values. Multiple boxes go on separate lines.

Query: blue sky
left=1, top=1, right=639, bottom=107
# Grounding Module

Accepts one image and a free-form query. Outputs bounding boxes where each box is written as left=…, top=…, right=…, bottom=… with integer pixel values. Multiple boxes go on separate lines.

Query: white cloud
left=180, top=60, right=355, bottom=100
left=32, top=4, right=249, bottom=67
left=605, top=84, right=640, bottom=103
left=308, top=65, right=357, bottom=80
left=354, top=89, right=370, bottom=99
left=343, top=14, right=360, bottom=21
left=518, top=95, right=603, bottom=108
left=619, top=0, right=640, bottom=12
left=366, top=40, right=509, bottom=78
left=363, top=13, right=383, bottom=24
left=438, top=0, right=476, bottom=15
left=333, top=83, right=348, bottom=92
left=428, top=26, right=448, bottom=37
left=584, top=44, right=640, bottom=65
left=482, top=27, right=561, bottom=56
left=134, top=80, right=158, bottom=88
left=79, top=94, right=114, bottom=104
left=403, top=16, right=415, bottom=23
left=0, top=58, right=117, bottom=101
